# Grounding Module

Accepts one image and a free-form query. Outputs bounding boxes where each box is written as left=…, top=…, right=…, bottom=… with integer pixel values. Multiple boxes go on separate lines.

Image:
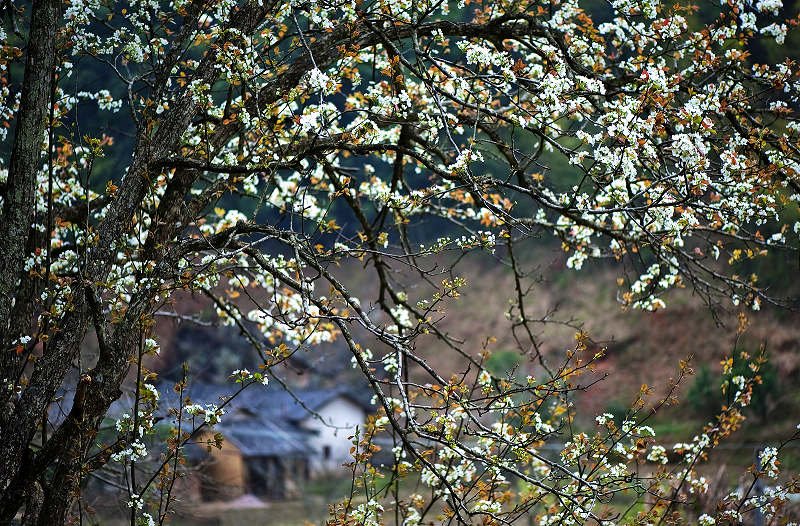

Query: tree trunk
left=0, top=0, right=60, bottom=495
left=0, top=0, right=59, bottom=347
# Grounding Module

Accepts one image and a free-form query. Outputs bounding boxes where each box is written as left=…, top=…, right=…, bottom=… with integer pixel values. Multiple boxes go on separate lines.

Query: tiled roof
left=179, top=383, right=372, bottom=457
left=48, top=381, right=371, bottom=459
left=224, top=421, right=311, bottom=457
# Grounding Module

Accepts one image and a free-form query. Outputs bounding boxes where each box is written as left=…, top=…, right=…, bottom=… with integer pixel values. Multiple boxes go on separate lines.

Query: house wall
left=300, top=397, right=366, bottom=475
left=198, top=431, right=246, bottom=499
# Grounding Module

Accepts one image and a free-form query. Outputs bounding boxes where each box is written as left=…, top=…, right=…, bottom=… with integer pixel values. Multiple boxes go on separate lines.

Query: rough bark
left=0, top=0, right=60, bottom=371
left=21, top=481, right=43, bottom=526
left=0, top=0, right=60, bottom=492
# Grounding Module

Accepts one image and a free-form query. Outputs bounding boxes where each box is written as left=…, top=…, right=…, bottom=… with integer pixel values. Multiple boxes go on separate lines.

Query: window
left=323, top=445, right=331, bottom=460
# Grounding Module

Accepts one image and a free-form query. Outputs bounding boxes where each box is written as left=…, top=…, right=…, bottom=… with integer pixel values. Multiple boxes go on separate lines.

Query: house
left=46, top=375, right=373, bottom=502
left=170, top=383, right=372, bottom=501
